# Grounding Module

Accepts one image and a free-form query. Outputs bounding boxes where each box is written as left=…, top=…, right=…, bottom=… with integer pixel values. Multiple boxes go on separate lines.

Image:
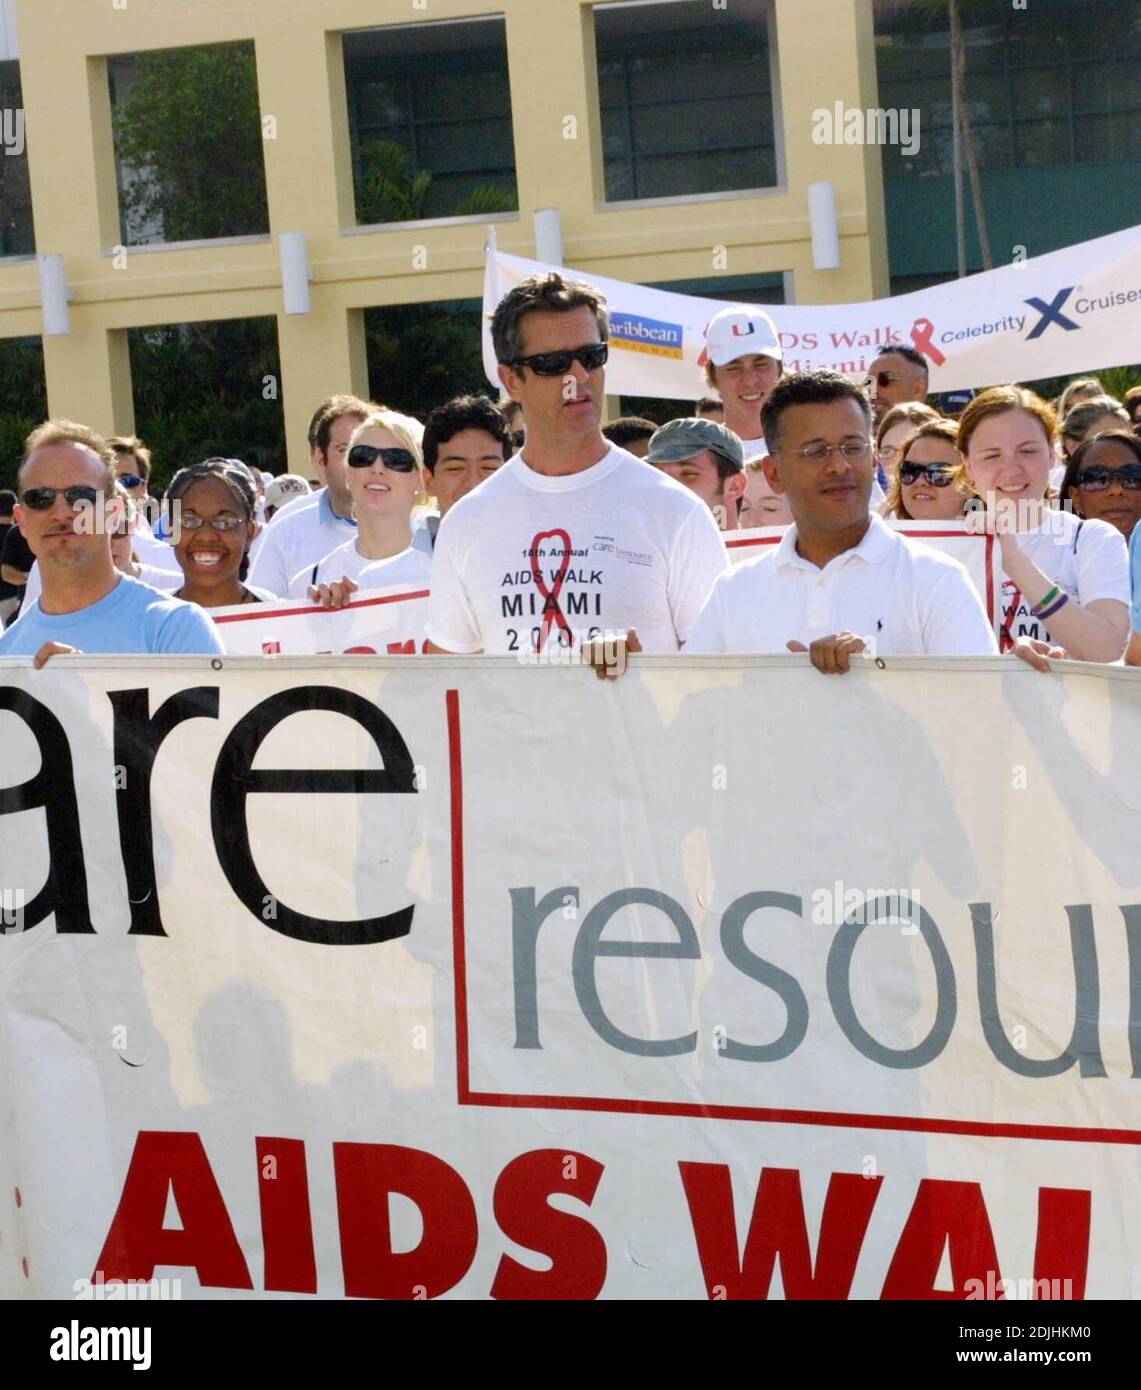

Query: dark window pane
left=964, top=70, right=1011, bottom=123
left=0, top=60, right=34, bottom=257
left=1012, top=66, right=1069, bottom=118
left=345, top=17, right=518, bottom=224
left=128, top=317, right=285, bottom=482
left=1014, top=118, right=1070, bottom=165
left=634, top=148, right=775, bottom=200
left=594, top=0, right=777, bottom=202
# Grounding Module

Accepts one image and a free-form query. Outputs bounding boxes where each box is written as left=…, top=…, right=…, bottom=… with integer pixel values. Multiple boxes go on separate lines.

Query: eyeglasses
left=785, top=441, right=872, bottom=464
left=1075, top=464, right=1141, bottom=492
left=116, top=474, right=144, bottom=489
left=508, top=343, right=609, bottom=376
left=19, top=485, right=100, bottom=510
left=346, top=445, right=418, bottom=472
left=899, top=462, right=955, bottom=487
left=180, top=514, right=245, bottom=532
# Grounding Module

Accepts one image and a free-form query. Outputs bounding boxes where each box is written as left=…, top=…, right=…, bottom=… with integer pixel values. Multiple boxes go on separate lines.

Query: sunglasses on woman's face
left=347, top=445, right=417, bottom=472
left=20, top=485, right=100, bottom=510
left=509, top=342, right=609, bottom=376
left=116, top=474, right=144, bottom=489
left=899, top=462, right=954, bottom=487
left=1075, top=464, right=1141, bottom=492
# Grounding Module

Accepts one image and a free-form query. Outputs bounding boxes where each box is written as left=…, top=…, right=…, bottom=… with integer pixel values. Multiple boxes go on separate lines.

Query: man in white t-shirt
left=425, top=273, right=728, bottom=668
left=685, top=371, right=1001, bottom=667
left=701, top=305, right=783, bottom=462
left=246, top=395, right=372, bottom=595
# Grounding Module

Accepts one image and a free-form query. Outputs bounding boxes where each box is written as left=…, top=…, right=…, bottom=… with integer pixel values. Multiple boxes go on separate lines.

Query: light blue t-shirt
left=1130, top=525, right=1141, bottom=636
left=0, top=573, right=224, bottom=656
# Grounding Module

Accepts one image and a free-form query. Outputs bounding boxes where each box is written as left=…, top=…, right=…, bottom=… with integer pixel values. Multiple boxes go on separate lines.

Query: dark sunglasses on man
left=346, top=444, right=418, bottom=472
left=19, top=485, right=101, bottom=510
left=865, top=371, right=902, bottom=391
left=899, top=462, right=955, bottom=487
left=1075, top=464, right=1141, bottom=492
left=115, top=473, right=145, bottom=489
left=509, top=343, right=609, bottom=376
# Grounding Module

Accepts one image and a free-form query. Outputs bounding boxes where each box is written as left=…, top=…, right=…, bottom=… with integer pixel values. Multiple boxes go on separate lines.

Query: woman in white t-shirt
left=958, top=386, right=1130, bottom=662
left=298, top=409, right=430, bottom=605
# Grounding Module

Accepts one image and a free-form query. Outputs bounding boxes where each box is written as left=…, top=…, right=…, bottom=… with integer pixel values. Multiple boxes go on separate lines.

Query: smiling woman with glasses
left=167, top=460, right=269, bottom=609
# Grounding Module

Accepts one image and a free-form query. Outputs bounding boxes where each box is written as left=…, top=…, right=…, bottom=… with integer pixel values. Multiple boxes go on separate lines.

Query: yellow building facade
left=1, top=0, right=888, bottom=472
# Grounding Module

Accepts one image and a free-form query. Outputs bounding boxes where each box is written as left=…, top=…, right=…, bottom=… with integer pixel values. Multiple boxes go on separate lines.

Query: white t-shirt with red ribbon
left=425, top=445, right=729, bottom=655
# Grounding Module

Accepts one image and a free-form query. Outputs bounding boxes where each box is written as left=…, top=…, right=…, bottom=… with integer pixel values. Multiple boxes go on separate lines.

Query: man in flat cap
left=646, top=417, right=747, bottom=531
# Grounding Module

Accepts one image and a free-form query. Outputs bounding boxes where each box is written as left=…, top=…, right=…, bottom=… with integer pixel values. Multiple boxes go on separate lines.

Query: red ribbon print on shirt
left=529, top=528, right=574, bottom=651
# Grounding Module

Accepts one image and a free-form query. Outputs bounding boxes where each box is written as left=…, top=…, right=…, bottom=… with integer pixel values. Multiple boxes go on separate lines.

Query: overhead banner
left=483, top=226, right=1141, bottom=397
left=213, top=584, right=430, bottom=655
left=1, top=656, right=1139, bottom=1300
left=729, top=521, right=1001, bottom=635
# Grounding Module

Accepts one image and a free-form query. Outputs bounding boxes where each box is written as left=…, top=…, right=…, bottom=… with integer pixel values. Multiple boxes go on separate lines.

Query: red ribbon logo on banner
left=910, top=317, right=947, bottom=366
left=530, top=528, right=574, bottom=651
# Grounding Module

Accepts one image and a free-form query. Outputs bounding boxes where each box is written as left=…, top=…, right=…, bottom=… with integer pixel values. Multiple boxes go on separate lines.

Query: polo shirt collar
left=319, top=489, right=356, bottom=528
left=777, top=511, right=892, bottom=572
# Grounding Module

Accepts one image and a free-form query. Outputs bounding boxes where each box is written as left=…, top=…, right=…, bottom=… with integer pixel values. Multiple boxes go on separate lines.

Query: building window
left=109, top=42, right=270, bottom=246
left=344, top=18, right=518, bottom=225
left=365, top=299, right=488, bottom=421
left=0, top=61, right=33, bottom=256
left=128, top=317, right=285, bottom=482
left=0, top=336, right=47, bottom=490
left=875, top=0, right=1141, bottom=181
left=593, top=0, right=778, bottom=204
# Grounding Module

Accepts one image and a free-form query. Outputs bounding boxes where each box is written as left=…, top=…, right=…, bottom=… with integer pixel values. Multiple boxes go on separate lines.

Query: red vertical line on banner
left=985, top=533, right=997, bottom=635
left=256, top=1136, right=317, bottom=1293
left=446, top=688, right=471, bottom=1103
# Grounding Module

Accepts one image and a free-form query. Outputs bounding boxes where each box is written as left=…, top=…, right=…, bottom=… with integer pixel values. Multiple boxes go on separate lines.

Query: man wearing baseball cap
left=263, top=473, right=313, bottom=522
left=646, top=417, right=746, bottom=531
left=702, top=306, right=783, bottom=461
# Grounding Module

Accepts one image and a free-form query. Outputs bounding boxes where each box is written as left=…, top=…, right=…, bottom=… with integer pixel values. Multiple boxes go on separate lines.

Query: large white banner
left=1, top=656, right=1139, bottom=1299
left=483, top=226, right=1141, bottom=397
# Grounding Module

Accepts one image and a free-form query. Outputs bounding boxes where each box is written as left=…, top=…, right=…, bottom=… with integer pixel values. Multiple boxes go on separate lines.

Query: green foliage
left=356, top=136, right=516, bottom=225
left=1024, top=364, right=1141, bottom=410
left=365, top=301, right=491, bottom=422
left=0, top=338, right=48, bottom=489
left=111, top=42, right=269, bottom=245
left=357, top=140, right=433, bottom=225
left=127, top=318, right=285, bottom=488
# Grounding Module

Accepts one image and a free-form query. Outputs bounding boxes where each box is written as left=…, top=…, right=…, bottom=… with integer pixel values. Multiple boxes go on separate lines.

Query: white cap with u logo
left=704, top=306, right=783, bottom=367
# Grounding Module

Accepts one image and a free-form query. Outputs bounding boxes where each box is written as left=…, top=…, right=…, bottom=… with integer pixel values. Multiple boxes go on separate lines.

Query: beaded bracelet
left=1035, top=591, right=1070, bottom=622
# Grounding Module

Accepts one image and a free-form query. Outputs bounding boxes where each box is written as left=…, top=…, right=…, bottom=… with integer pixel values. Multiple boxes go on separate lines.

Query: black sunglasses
left=865, top=371, right=901, bottom=390
left=1075, top=464, right=1141, bottom=492
left=347, top=445, right=418, bottom=472
left=20, top=485, right=100, bottom=510
left=509, top=342, right=609, bottom=376
left=899, top=462, right=954, bottom=487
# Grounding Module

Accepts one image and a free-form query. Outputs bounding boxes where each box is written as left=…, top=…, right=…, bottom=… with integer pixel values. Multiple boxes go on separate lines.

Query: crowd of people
left=2, top=271, right=1140, bottom=673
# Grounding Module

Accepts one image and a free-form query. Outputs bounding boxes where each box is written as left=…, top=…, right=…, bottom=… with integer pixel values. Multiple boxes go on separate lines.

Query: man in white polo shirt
left=246, top=395, right=372, bottom=596
left=426, top=272, right=728, bottom=662
left=684, top=371, right=999, bottom=668
left=701, top=305, right=783, bottom=462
